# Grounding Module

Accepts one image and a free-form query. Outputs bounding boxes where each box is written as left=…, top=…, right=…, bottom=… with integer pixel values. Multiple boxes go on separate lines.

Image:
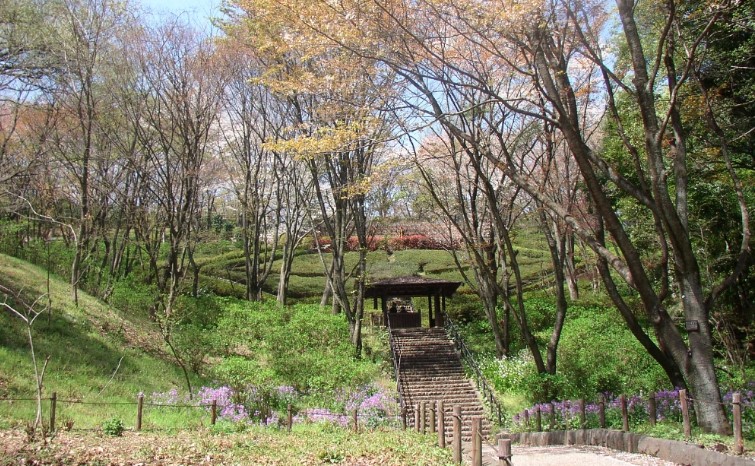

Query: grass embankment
left=0, top=253, right=207, bottom=430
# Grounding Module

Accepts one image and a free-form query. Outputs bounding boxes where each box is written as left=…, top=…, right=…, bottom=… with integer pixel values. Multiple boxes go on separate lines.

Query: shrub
left=102, top=417, right=125, bottom=436
left=389, top=234, right=450, bottom=250
left=109, top=275, right=158, bottom=316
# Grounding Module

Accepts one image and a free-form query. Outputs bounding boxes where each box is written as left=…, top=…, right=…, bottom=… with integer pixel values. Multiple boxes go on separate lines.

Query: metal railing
left=385, top=314, right=406, bottom=412
left=442, top=311, right=505, bottom=426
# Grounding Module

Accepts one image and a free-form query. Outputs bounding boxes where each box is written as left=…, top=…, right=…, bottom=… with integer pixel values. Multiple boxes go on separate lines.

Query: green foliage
left=101, top=417, right=125, bottom=436
left=481, top=351, right=536, bottom=396
left=108, top=275, right=158, bottom=317
left=209, top=301, right=378, bottom=399
left=549, top=305, right=667, bottom=399
left=480, top=303, right=668, bottom=405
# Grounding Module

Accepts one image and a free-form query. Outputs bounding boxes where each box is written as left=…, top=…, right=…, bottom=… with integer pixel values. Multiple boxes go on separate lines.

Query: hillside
left=0, top=253, right=204, bottom=429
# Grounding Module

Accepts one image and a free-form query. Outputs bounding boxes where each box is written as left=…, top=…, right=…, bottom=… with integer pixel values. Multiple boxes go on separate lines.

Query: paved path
left=464, top=442, right=680, bottom=466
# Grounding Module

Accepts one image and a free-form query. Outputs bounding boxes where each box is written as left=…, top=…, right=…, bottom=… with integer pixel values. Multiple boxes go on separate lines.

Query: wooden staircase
left=391, top=327, right=492, bottom=441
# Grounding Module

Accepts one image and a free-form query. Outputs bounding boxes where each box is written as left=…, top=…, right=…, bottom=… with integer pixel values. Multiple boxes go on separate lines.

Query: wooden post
left=523, top=409, right=530, bottom=431
left=578, top=399, right=586, bottom=428
left=599, top=394, right=606, bottom=428
left=414, top=403, right=420, bottom=432
left=401, top=406, right=407, bottom=430
left=437, top=400, right=446, bottom=448
left=648, top=394, right=657, bottom=427
left=211, top=400, right=217, bottom=425
left=420, top=401, right=426, bottom=434
left=620, top=395, right=629, bottom=432
left=453, top=406, right=462, bottom=464
left=497, top=438, right=512, bottom=466
left=430, top=401, right=436, bottom=434
left=535, top=406, right=542, bottom=432
left=733, top=392, right=743, bottom=455
left=136, top=394, right=144, bottom=431
left=49, top=392, right=57, bottom=433
left=549, top=402, right=556, bottom=431
left=287, top=404, right=293, bottom=433
left=471, top=416, right=482, bottom=466
left=352, top=409, right=359, bottom=433
left=680, top=389, right=691, bottom=438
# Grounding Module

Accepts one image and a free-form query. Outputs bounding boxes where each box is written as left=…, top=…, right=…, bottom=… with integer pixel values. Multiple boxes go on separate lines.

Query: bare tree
left=130, top=19, right=226, bottom=397
left=0, top=284, right=50, bottom=431
left=217, top=47, right=281, bottom=301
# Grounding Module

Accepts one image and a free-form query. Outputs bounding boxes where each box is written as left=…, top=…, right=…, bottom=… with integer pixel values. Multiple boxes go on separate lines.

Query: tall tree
left=251, top=0, right=750, bottom=433
left=217, top=46, right=280, bottom=301
left=46, top=0, right=131, bottom=305
left=132, top=19, right=225, bottom=397
left=223, top=1, right=395, bottom=355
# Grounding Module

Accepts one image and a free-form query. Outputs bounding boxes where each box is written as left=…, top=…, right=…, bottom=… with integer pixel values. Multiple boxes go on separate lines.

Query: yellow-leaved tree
left=221, top=0, right=399, bottom=356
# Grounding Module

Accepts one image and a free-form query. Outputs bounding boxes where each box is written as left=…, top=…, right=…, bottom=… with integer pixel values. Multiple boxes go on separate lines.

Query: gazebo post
left=428, top=295, right=434, bottom=328
left=434, top=293, right=442, bottom=328
left=381, top=295, right=388, bottom=327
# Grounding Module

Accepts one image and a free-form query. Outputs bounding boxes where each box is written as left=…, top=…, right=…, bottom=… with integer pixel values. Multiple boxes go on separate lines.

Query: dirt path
left=468, top=443, right=681, bottom=466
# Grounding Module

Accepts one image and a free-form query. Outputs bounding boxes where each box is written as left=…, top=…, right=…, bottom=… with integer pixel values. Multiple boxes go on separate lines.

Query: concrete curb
left=509, top=429, right=754, bottom=466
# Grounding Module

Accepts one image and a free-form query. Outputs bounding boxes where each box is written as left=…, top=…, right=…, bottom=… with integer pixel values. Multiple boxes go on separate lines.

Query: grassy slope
left=0, top=253, right=204, bottom=429
left=0, top=254, right=453, bottom=464
left=197, top=221, right=554, bottom=305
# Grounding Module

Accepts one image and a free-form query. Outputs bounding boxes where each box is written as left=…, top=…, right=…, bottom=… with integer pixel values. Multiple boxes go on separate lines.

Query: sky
left=138, top=0, right=222, bottom=28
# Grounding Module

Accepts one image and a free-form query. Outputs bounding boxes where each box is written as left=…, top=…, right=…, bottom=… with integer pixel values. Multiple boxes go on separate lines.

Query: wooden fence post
left=438, top=400, right=446, bottom=449
left=524, top=409, right=530, bottom=431
left=535, top=406, right=542, bottom=432
left=211, top=400, right=217, bottom=425
left=579, top=399, right=586, bottom=429
left=49, top=392, right=57, bottom=433
left=549, top=402, right=556, bottom=431
left=680, top=389, right=691, bottom=438
left=620, top=395, right=629, bottom=432
left=287, top=404, right=293, bottom=433
left=733, top=392, right=743, bottom=455
left=599, top=394, right=606, bottom=428
left=472, top=416, right=482, bottom=466
left=430, top=401, right=436, bottom=434
left=497, top=438, right=512, bottom=466
left=136, top=394, right=144, bottom=431
left=401, top=406, right=407, bottom=430
left=648, top=394, right=656, bottom=427
left=453, top=406, right=462, bottom=464
left=414, top=403, right=420, bottom=432
left=420, top=401, right=426, bottom=434
left=352, top=409, right=359, bottom=433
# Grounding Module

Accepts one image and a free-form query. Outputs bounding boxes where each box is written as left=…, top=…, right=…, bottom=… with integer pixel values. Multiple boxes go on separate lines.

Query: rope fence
left=1, top=393, right=410, bottom=434
left=2, top=392, right=503, bottom=464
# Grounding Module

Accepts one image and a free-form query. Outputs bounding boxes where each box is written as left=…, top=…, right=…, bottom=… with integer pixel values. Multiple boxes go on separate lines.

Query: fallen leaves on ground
left=0, top=426, right=455, bottom=465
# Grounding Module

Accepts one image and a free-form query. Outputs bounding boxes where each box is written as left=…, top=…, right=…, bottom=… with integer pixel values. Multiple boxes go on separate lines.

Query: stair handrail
left=385, top=313, right=406, bottom=413
left=442, top=311, right=505, bottom=426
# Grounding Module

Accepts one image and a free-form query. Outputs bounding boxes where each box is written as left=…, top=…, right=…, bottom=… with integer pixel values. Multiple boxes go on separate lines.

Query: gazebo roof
left=365, top=275, right=462, bottom=298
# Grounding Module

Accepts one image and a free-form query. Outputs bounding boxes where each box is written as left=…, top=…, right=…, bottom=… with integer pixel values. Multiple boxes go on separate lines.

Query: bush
left=209, top=301, right=378, bottom=400
left=552, top=305, right=667, bottom=399
left=388, top=234, right=456, bottom=250
left=102, top=417, right=125, bottom=436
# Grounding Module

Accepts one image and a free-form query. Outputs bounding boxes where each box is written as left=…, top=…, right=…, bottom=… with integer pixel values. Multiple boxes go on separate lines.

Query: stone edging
left=508, top=429, right=754, bottom=466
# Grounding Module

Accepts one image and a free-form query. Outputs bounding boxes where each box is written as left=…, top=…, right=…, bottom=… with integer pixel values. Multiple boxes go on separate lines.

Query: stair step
left=390, top=327, right=495, bottom=440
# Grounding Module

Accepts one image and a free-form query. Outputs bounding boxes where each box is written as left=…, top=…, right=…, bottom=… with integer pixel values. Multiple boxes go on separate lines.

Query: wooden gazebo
left=365, top=276, right=462, bottom=329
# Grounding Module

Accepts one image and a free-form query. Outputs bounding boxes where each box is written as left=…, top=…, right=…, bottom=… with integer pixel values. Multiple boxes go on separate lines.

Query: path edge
left=508, top=429, right=754, bottom=466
